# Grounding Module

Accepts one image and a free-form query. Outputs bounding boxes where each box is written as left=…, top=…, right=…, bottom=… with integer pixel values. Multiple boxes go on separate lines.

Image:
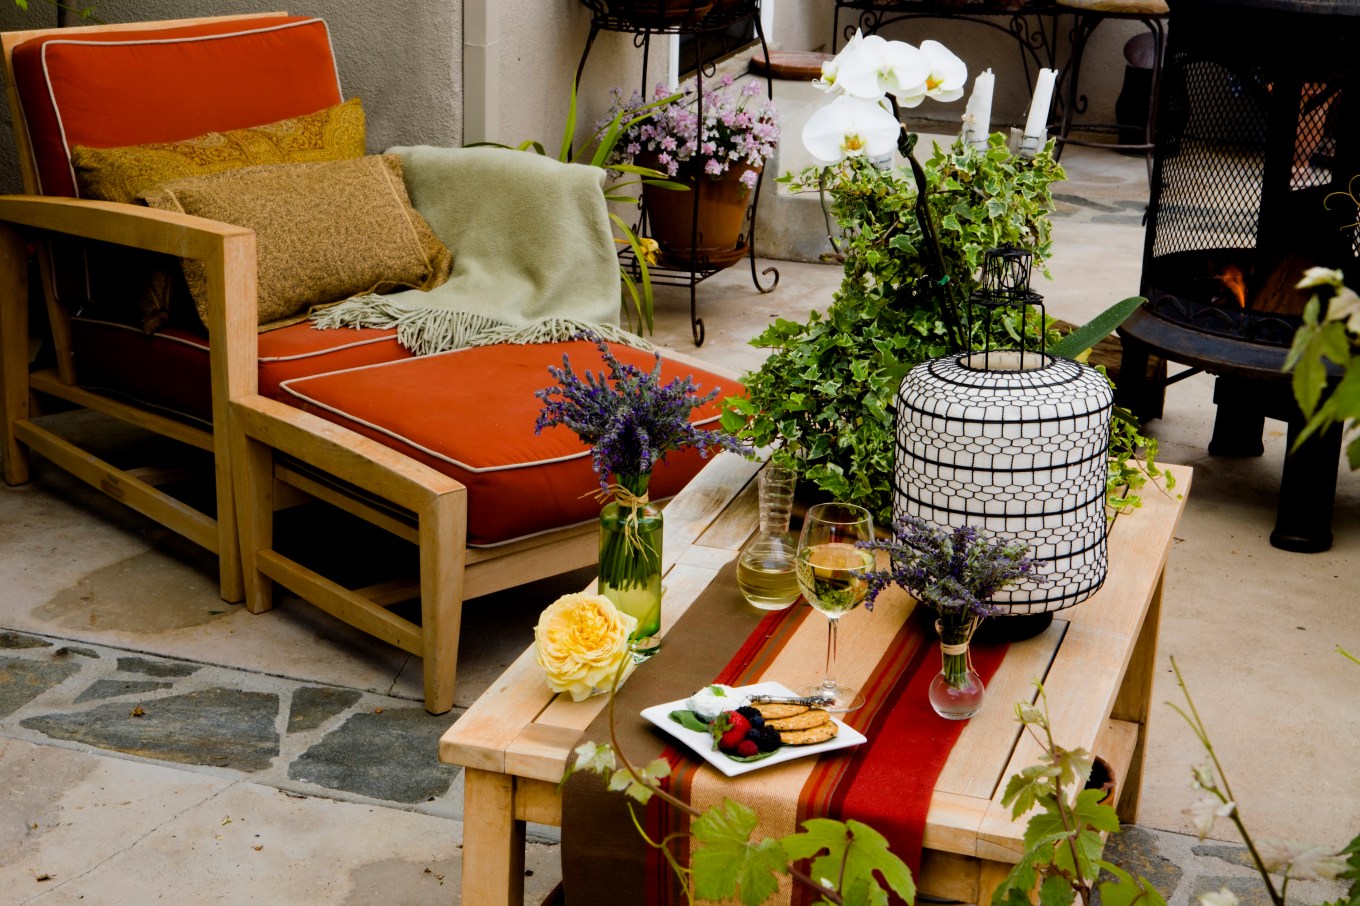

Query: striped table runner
left=561, top=560, right=1009, bottom=905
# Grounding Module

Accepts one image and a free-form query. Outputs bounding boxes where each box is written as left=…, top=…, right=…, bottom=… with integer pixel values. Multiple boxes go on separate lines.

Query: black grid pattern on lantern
left=893, top=355, right=1113, bottom=614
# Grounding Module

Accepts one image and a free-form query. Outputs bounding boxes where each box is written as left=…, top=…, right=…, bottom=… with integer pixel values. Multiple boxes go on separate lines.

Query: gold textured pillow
left=140, top=155, right=453, bottom=330
left=72, top=98, right=367, bottom=205
left=71, top=98, right=367, bottom=333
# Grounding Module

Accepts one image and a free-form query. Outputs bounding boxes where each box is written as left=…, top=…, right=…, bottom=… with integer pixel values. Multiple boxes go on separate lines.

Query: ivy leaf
left=691, top=800, right=787, bottom=906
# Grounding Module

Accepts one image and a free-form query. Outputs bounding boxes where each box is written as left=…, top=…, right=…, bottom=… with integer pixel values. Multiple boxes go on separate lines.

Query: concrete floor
left=1, top=144, right=1357, bottom=904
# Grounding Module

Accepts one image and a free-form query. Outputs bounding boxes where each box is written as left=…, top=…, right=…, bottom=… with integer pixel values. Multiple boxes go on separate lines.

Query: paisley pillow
left=71, top=99, right=366, bottom=332
left=140, top=155, right=453, bottom=330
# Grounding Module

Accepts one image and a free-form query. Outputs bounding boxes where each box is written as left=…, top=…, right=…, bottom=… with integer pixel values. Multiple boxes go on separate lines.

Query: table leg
left=1111, top=568, right=1164, bottom=823
left=462, top=768, right=526, bottom=906
left=977, top=857, right=1014, bottom=906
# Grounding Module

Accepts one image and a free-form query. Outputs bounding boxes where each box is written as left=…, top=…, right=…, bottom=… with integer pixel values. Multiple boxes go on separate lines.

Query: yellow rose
left=534, top=593, right=638, bottom=702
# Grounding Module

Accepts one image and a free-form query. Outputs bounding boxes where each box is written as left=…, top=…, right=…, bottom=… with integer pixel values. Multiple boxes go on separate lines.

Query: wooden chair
left=0, top=13, right=312, bottom=605
left=0, top=13, right=740, bottom=714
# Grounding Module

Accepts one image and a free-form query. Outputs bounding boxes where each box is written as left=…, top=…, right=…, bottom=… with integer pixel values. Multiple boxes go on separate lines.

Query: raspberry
left=714, top=710, right=751, bottom=753
left=736, top=739, right=759, bottom=758
left=736, top=705, right=765, bottom=729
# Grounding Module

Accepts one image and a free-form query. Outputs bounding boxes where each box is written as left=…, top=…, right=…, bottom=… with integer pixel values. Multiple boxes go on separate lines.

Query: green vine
left=723, top=137, right=1100, bottom=524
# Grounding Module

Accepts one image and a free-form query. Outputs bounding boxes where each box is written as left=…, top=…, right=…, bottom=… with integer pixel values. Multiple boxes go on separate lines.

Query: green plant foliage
left=994, top=684, right=1159, bottom=906
left=783, top=818, right=916, bottom=905
left=1285, top=286, right=1360, bottom=469
left=726, top=137, right=1070, bottom=522
left=691, top=800, right=788, bottom=905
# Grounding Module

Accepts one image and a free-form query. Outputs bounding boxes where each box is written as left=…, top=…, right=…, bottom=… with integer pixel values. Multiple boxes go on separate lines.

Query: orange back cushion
left=12, top=16, right=343, bottom=198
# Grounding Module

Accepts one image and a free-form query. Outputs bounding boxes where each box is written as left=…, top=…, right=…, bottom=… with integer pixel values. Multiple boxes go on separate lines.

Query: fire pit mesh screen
left=1142, top=0, right=1360, bottom=338
left=1151, top=60, right=1269, bottom=260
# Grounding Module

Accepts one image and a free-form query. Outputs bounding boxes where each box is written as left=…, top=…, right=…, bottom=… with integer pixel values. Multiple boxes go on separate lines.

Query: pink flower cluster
left=605, top=74, right=779, bottom=186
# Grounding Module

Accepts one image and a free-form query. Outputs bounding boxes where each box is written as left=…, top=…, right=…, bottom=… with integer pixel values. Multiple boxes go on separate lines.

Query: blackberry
left=754, top=725, right=782, bottom=752
left=736, top=705, right=764, bottom=728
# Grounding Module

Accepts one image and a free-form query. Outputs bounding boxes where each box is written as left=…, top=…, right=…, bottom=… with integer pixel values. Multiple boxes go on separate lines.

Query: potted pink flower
left=606, top=75, right=779, bottom=264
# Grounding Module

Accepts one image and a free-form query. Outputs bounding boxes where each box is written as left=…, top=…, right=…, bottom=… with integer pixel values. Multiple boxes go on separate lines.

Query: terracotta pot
left=607, top=0, right=714, bottom=27
left=1087, top=755, right=1118, bottom=807
left=642, top=162, right=759, bottom=267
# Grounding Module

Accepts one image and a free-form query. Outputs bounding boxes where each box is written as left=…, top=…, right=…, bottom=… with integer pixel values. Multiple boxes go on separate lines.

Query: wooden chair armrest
left=231, top=394, right=466, bottom=511
left=0, top=193, right=259, bottom=402
left=0, top=194, right=252, bottom=259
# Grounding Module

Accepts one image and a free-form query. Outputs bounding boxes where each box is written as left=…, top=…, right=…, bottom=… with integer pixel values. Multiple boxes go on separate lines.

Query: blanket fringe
left=311, top=296, right=650, bottom=356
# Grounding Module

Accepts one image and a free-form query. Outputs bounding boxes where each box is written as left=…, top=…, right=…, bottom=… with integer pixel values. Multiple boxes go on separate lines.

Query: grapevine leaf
left=784, top=818, right=915, bottom=903
left=1039, top=874, right=1077, bottom=906
left=691, top=800, right=787, bottom=906
left=1096, top=860, right=1170, bottom=906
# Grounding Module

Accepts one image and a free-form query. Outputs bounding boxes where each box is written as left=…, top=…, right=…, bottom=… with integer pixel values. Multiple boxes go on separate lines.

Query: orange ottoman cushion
left=71, top=319, right=411, bottom=422
left=279, top=341, right=741, bottom=547
left=12, top=16, right=341, bottom=197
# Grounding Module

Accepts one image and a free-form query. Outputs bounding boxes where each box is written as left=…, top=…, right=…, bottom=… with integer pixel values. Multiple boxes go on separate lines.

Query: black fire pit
left=1117, top=0, right=1356, bottom=552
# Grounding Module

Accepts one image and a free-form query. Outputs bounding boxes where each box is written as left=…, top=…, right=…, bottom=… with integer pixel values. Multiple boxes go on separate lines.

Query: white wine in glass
left=795, top=502, right=874, bottom=712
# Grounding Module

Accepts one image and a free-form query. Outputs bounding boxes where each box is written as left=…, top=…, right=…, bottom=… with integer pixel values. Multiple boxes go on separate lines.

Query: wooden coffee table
left=438, top=453, right=1192, bottom=906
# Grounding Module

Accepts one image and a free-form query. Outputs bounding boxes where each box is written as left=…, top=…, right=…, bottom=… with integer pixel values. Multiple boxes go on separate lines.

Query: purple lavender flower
left=857, top=515, right=1036, bottom=615
left=535, top=336, right=751, bottom=489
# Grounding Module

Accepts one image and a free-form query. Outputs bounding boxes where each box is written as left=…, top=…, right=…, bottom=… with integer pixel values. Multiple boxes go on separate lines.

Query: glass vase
left=736, top=464, right=800, bottom=610
left=598, top=472, right=663, bottom=660
left=928, top=616, right=985, bottom=720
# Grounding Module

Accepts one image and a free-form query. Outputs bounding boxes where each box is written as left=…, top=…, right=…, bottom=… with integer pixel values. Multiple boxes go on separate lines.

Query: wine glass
left=794, top=502, right=875, bottom=712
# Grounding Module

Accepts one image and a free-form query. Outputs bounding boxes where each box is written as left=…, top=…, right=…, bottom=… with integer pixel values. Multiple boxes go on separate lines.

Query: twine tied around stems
left=935, top=615, right=981, bottom=671
left=586, top=483, right=651, bottom=554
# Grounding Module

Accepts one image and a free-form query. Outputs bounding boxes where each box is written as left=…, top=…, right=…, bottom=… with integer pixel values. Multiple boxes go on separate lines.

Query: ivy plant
left=722, top=137, right=1066, bottom=523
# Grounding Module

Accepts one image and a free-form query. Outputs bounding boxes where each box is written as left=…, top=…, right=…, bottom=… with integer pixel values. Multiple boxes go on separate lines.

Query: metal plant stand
left=575, top=0, right=779, bottom=346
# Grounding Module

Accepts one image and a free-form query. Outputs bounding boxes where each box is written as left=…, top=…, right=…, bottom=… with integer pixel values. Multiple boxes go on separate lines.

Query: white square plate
left=639, top=680, right=868, bottom=778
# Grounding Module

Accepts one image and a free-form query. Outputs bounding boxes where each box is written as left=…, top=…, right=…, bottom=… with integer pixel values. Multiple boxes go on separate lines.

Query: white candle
left=1023, top=68, right=1058, bottom=142
left=967, top=69, right=994, bottom=150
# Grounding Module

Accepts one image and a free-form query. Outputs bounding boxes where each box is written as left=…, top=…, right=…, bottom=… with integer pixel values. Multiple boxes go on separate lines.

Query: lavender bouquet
left=861, top=515, right=1035, bottom=718
left=535, top=337, right=748, bottom=654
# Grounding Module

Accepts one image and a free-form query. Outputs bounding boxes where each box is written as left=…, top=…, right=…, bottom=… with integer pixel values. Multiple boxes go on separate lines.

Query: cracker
left=752, top=702, right=809, bottom=720
left=780, top=721, right=840, bottom=745
left=766, top=708, right=832, bottom=731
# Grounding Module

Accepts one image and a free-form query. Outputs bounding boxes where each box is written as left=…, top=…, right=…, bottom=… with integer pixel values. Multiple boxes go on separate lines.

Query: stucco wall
left=0, top=0, right=461, bottom=195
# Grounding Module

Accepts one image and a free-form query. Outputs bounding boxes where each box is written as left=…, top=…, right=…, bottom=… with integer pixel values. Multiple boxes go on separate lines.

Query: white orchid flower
left=831, top=34, right=931, bottom=104
left=813, top=29, right=865, bottom=94
left=802, top=94, right=901, bottom=163
left=920, top=40, right=968, bottom=103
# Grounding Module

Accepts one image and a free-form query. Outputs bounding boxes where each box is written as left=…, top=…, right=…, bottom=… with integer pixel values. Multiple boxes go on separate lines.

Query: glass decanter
left=736, top=464, right=801, bottom=610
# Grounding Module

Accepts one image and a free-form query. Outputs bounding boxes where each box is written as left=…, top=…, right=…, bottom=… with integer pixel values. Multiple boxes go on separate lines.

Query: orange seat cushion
left=280, top=341, right=742, bottom=546
left=12, top=16, right=341, bottom=197
left=71, top=319, right=412, bottom=422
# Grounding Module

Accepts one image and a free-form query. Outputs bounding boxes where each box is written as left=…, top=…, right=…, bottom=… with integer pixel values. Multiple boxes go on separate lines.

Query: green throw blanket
left=311, top=145, right=643, bottom=355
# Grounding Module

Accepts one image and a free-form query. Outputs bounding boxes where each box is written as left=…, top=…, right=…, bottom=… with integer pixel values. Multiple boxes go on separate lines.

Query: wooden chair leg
left=231, top=424, right=276, bottom=614
left=419, top=489, right=467, bottom=715
left=0, top=223, right=32, bottom=486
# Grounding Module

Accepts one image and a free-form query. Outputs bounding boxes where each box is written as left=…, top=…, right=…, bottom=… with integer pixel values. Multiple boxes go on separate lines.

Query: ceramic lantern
left=892, top=247, right=1114, bottom=614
